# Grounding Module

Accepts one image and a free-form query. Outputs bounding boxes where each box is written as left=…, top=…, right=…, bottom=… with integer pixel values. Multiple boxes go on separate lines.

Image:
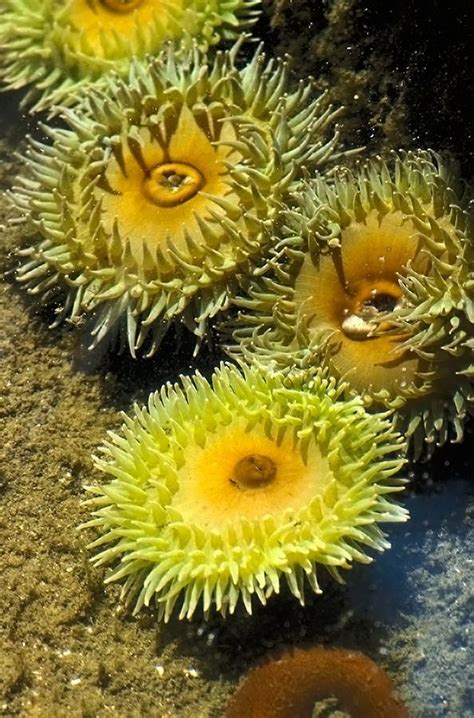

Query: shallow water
left=1, top=2, right=473, bottom=717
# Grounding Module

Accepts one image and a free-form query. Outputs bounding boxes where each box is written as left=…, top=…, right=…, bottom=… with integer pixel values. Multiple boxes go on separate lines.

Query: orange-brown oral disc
left=100, top=0, right=142, bottom=13
left=143, top=162, right=204, bottom=207
left=341, top=279, right=403, bottom=340
left=231, top=454, right=277, bottom=490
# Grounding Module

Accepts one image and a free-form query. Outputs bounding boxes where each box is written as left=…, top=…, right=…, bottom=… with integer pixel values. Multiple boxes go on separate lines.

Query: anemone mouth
left=143, top=162, right=204, bottom=207
left=231, top=454, right=276, bottom=489
left=294, top=210, right=427, bottom=396
left=82, top=364, right=407, bottom=621
left=100, top=0, right=143, bottom=13
left=172, top=420, right=329, bottom=526
left=340, top=278, right=404, bottom=340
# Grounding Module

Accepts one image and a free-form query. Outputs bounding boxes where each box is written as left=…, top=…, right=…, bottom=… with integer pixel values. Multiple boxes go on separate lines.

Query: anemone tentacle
left=12, top=40, right=342, bottom=356
left=223, top=151, right=474, bottom=458
left=82, top=363, right=407, bottom=622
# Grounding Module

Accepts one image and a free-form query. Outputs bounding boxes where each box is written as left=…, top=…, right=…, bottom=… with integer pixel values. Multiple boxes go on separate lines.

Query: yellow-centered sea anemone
left=82, top=363, right=407, bottom=622
left=12, top=41, right=341, bottom=356
left=225, top=151, right=474, bottom=458
left=0, top=0, right=261, bottom=113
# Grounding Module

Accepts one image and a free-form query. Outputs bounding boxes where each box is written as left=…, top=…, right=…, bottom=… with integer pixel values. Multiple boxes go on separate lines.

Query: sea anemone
left=82, top=363, right=407, bottom=622
left=0, top=0, right=261, bottom=113
left=225, top=151, right=474, bottom=458
left=11, top=40, right=342, bottom=356
left=226, top=645, right=409, bottom=718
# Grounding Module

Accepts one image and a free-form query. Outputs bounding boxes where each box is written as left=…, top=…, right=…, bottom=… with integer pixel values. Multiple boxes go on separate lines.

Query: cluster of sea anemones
left=11, top=40, right=341, bottom=356
left=224, top=150, right=474, bottom=458
left=2, top=0, right=471, bottom=679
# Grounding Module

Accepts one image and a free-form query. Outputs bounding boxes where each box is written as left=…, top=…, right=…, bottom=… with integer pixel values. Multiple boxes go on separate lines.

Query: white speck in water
left=57, top=648, right=72, bottom=658
left=183, top=668, right=200, bottom=678
left=206, top=631, right=217, bottom=647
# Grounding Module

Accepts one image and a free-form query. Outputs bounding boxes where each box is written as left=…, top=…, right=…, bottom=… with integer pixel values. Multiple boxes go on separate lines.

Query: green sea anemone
left=0, top=0, right=261, bottom=113
left=82, top=363, right=407, bottom=622
left=12, top=40, right=342, bottom=356
left=224, top=150, right=474, bottom=458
